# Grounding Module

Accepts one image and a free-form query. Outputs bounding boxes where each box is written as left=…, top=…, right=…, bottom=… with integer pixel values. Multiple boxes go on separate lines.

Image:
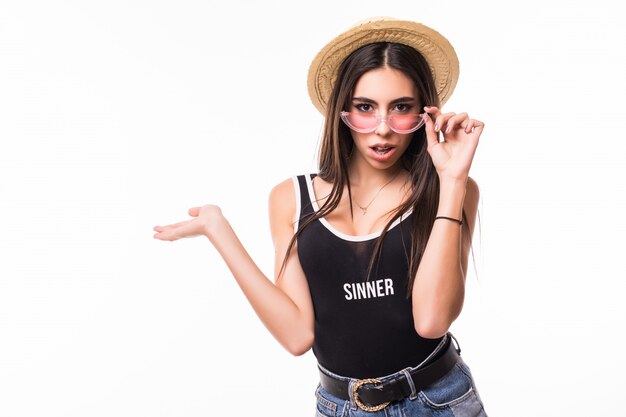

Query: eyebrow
left=351, top=96, right=417, bottom=105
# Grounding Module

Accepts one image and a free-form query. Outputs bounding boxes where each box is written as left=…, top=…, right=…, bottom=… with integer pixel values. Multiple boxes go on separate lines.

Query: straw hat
left=307, top=17, right=459, bottom=114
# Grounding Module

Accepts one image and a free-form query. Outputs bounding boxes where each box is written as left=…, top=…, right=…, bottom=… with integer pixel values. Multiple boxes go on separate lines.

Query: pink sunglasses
left=340, top=111, right=425, bottom=134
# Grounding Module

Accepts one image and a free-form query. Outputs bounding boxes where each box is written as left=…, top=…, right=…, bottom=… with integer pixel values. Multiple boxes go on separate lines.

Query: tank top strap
left=293, top=173, right=317, bottom=231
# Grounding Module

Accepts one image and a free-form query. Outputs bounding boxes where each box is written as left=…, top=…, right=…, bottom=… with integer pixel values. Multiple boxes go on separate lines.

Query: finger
left=153, top=231, right=175, bottom=241
left=153, top=219, right=192, bottom=231
left=443, top=112, right=469, bottom=133
left=464, top=119, right=485, bottom=135
left=153, top=227, right=177, bottom=241
left=423, top=106, right=441, bottom=123
left=423, top=105, right=441, bottom=114
left=434, top=112, right=456, bottom=133
left=153, top=221, right=197, bottom=241
left=154, top=229, right=180, bottom=241
left=421, top=113, right=439, bottom=148
left=188, top=207, right=200, bottom=217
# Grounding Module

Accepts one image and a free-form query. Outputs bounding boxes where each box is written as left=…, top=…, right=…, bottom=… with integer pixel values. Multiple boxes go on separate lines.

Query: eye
left=392, top=103, right=414, bottom=113
left=354, top=103, right=373, bottom=113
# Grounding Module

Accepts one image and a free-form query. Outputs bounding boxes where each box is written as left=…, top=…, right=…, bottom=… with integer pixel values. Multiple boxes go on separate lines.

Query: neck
left=347, top=157, right=404, bottom=189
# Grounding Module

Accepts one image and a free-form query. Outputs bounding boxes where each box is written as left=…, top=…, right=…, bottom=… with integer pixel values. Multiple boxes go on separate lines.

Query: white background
left=1, top=1, right=625, bottom=416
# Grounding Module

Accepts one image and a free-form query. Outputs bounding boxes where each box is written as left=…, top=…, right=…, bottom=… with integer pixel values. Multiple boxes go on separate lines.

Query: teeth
left=372, top=146, right=393, bottom=155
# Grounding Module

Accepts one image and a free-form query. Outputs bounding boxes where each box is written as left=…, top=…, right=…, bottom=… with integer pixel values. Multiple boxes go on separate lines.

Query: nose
left=374, top=116, right=392, bottom=136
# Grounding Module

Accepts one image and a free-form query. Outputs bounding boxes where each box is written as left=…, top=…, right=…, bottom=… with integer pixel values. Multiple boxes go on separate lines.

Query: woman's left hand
left=421, top=106, right=484, bottom=181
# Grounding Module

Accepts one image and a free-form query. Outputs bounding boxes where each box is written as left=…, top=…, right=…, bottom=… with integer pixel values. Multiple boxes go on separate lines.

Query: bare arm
left=412, top=106, right=483, bottom=338
left=153, top=179, right=314, bottom=355
left=412, top=177, right=479, bottom=338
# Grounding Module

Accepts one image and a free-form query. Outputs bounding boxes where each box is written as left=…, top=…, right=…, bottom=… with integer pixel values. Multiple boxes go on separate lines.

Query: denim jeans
left=314, top=338, right=487, bottom=416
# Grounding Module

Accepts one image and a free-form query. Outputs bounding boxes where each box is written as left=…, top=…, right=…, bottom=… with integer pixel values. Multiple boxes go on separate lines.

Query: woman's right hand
left=153, top=181, right=315, bottom=356
left=153, top=204, right=225, bottom=241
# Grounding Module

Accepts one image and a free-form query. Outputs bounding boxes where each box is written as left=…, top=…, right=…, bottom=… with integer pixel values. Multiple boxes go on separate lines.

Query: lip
left=368, top=144, right=397, bottom=162
left=371, top=142, right=395, bottom=148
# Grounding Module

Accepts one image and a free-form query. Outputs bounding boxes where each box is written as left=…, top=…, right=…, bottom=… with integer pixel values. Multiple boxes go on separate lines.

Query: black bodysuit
left=294, top=174, right=443, bottom=379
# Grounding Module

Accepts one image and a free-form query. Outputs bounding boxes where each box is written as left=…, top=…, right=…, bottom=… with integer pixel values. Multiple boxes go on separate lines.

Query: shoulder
left=268, top=177, right=300, bottom=231
left=269, top=173, right=316, bottom=204
left=269, top=177, right=297, bottom=211
left=269, top=177, right=296, bottom=201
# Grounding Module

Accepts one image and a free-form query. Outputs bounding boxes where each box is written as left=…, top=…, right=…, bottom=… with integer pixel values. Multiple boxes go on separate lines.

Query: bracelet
left=434, top=216, right=463, bottom=225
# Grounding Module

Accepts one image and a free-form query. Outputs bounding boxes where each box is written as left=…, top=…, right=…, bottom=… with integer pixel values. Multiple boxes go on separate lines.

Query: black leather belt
left=318, top=335, right=460, bottom=412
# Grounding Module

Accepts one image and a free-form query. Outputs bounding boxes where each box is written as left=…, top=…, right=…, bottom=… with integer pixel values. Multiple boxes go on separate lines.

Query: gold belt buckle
left=352, top=378, right=390, bottom=412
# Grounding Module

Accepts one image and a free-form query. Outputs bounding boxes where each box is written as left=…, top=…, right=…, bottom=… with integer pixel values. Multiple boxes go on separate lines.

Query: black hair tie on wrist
left=434, top=216, right=463, bottom=225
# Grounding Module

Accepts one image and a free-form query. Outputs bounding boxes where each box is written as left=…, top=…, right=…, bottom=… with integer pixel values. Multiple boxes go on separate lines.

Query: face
left=345, top=66, right=420, bottom=170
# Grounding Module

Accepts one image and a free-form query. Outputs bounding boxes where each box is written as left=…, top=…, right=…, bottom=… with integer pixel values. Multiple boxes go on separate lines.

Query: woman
left=154, top=17, right=487, bottom=416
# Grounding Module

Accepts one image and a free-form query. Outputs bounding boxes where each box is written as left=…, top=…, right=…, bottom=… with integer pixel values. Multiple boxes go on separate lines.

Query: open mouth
left=371, top=146, right=394, bottom=155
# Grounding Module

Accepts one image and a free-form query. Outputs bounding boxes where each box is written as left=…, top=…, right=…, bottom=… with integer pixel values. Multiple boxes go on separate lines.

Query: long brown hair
left=281, top=42, right=470, bottom=296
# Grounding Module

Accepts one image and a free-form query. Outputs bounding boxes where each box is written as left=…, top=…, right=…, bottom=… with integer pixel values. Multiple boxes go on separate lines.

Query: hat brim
left=307, top=18, right=459, bottom=114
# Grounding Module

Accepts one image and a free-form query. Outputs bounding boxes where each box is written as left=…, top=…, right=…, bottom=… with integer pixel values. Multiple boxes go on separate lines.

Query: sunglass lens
left=341, top=112, right=424, bottom=133
left=389, top=114, right=424, bottom=133
left=341, top=113, right=378, bottom=132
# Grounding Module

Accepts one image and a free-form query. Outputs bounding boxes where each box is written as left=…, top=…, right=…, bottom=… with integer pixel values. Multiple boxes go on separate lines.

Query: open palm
left=153, top=205, right=223, bottom=241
